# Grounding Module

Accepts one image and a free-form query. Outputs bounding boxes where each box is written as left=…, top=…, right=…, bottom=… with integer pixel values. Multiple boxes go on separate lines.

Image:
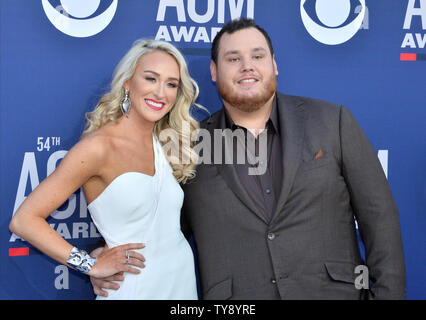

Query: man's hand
left=89, top=244, right=145, bottom=297
left=91, top=272, right=125, bottom=297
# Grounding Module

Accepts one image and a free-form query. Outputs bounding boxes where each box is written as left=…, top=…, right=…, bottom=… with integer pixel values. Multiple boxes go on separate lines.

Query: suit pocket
left=203, top=278, right=232, bottom=300
left=324, top=261, right=357, bottom=284
left=300, top=157, right=332, bottom=172
left=322, top=261, right=366, bottom=300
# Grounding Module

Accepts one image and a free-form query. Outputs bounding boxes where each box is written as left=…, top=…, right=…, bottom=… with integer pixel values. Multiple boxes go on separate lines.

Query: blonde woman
left=9, top=39, right=202, bottom=299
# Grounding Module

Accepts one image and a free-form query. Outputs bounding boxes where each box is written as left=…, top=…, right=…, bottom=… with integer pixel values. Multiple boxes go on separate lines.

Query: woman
left=9, top=39, right=202, bottom=299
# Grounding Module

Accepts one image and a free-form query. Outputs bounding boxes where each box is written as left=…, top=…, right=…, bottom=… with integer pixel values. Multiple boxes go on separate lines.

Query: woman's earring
left=121, top=89, right=131, bottom=118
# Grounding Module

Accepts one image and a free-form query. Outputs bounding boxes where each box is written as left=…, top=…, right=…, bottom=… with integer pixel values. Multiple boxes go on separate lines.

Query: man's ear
left=273, top=55, right=278, bottom=76
left=210, top=60, right=217, bottom=82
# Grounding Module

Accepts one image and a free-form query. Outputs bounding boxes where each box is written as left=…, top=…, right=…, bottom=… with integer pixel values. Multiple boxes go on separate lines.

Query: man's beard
left=217, top=75, right=277, bottom=113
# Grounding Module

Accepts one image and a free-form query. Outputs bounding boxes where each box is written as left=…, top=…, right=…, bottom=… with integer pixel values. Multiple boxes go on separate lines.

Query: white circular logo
left=41, top=0, right=118, bottom=38
left=300, top=0, right=365, bottom=45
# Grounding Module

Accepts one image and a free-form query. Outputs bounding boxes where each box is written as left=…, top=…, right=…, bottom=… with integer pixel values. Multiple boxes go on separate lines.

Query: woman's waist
left=106, top=229, right=188, bottom=250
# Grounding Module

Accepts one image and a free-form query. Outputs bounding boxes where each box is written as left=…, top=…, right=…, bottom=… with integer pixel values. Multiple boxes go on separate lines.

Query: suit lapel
left=272, top=94, right=306, bottom=222
left=209, top=109, right=269, bottom=224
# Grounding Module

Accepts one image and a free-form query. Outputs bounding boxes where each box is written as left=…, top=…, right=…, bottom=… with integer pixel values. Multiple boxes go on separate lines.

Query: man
left=92, top=18, right=406, bottom=299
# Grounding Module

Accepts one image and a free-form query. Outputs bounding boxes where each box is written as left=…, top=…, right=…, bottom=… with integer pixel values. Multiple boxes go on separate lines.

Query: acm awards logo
left=155, top=0, right=255, bottom=43
left=41, top=0, right=118, bottom=37
left=300, top=0, right=368, bottom=45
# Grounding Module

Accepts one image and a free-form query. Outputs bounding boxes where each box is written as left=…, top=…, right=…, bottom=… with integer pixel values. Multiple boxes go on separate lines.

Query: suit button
left=267, top=232, right=275, bottom=240
left=271, top=278, right=277, bottom=284
left=265, top=188, right=271, bottom=195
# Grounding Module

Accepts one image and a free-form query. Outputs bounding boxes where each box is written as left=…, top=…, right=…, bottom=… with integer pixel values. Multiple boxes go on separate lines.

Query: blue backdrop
left=0, top=0, right=425, bottom=299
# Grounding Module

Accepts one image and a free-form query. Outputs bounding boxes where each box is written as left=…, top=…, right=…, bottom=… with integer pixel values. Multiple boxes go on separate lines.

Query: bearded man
left=180, top=18, right=405, bottom=300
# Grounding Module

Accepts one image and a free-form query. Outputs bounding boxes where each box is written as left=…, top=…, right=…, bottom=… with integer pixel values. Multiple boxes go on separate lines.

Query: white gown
left=88, top=135, right=197, bottom=300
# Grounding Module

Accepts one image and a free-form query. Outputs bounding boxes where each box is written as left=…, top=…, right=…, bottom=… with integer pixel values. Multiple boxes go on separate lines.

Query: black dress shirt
left=223, top=96, right=283, bottom=222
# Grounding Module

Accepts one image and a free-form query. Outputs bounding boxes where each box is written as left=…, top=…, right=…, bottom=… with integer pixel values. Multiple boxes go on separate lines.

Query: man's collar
left=269, top=94, right=280, bottom=134
left=223, top=94, right=279, bottom=134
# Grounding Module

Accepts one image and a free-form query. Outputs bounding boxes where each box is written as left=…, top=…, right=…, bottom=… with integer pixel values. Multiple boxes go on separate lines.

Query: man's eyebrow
left=223, top=50, right=240, bottom=57
left=223, top=47, right=267, bottom=56
left=143, top=70, right=179, bottom=82
left=252, top=47, right=267, bottom=52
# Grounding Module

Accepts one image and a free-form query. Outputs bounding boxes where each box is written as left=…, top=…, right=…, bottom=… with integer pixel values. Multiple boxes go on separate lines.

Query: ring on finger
left=125, top=250, right=130, bottom=265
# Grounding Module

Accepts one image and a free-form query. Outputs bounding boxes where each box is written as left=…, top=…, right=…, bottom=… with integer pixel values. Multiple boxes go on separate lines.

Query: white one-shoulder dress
left=88, top=135, right=197, bottom=300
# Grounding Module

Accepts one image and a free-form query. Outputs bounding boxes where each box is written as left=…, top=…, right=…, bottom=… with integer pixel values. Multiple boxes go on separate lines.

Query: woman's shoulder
left=49, top=129, right=113, bottom=179
left=75, top=127, right=118, bottom=162
left=79, top=123, right=132, bottom=158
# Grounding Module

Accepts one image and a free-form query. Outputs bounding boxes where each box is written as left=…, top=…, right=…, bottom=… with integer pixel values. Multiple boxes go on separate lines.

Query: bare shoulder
left=78, top=130, right=111, bottom=159
left=58, top=129, right=115, bottom=178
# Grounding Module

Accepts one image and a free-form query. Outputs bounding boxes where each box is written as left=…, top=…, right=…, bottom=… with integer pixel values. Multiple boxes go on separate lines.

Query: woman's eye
left=168, top=83, right=178, bottom=88
left=145, top=77, right=156, bottom=82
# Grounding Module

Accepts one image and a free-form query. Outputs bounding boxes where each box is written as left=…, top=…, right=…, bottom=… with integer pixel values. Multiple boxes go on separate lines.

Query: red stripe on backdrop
left=400, top=53, right=417, bottom=61
left=9, top=247, right=30, bottom=256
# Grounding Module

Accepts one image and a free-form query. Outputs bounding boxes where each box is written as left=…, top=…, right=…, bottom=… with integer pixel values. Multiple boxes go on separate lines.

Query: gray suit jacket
left=182, top=92, right=406, bottom=300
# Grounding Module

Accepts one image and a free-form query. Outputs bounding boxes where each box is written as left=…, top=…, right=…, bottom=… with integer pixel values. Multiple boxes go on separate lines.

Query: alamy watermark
left=354, top=265, right=369, bottom=290
left=159, top=122, right=268, bottom=175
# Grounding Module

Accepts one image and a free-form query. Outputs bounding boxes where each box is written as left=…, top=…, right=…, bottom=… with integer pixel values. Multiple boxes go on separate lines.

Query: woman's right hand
left=87, top=243, right=146, bottom=279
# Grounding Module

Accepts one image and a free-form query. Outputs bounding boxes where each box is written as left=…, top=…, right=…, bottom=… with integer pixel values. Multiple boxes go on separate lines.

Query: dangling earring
left=121, top=89, right=131, bottom=118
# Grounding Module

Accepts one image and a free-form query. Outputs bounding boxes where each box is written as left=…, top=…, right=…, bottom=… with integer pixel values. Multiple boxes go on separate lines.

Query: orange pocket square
left=314, top=149, right=323, bottom=160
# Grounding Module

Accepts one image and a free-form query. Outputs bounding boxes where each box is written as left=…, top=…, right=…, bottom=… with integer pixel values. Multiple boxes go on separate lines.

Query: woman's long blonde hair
left=83, top=39, right=203, bottom=184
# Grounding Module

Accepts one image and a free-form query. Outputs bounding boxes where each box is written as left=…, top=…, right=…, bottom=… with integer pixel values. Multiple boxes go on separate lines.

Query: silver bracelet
left=66, top=247, right=97, bottom=274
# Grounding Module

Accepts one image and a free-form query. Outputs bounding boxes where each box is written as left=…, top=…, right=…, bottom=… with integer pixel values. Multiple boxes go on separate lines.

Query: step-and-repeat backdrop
left=0, top=0, right=425, bottom=299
